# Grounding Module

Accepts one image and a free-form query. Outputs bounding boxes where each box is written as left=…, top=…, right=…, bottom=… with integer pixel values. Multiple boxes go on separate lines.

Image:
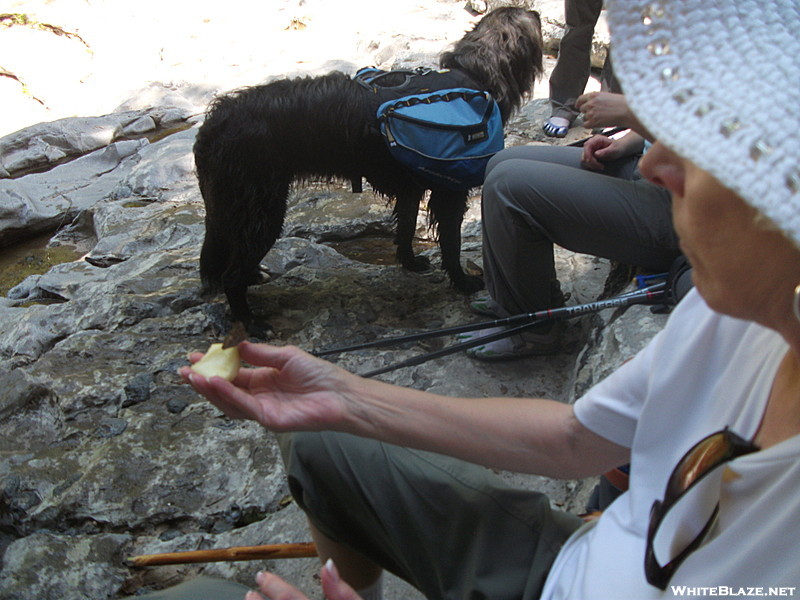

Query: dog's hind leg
left=393, top=189, right=432, bottom=272
left=200, top=221, right=260, bottom=328
left=200, top=173, right=290, bottom=335
left=229, top=179, right=290, bottom=333
left=428, top=189, right=484, bottom=293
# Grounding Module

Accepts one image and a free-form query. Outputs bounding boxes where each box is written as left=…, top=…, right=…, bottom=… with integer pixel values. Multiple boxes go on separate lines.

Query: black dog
left=194, top=7, right=543, bottom=329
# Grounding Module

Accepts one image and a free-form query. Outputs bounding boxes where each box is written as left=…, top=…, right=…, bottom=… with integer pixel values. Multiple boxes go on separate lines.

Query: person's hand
left=576, top=92, right=631, bottom=129
left=245, top=560, right=362, bottom=600
left=576, top=91, right=654, bottom=140
left=179, top=341, right=358, bottom=432
left=580, top=135, right=621, bottom=171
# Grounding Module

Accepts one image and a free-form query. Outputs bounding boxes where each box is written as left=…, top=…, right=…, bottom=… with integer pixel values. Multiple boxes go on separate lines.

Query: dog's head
left=439, top=7, right=544, bottom=121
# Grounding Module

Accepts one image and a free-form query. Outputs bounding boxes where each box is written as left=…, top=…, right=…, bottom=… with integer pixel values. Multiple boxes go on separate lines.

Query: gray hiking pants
left=549, top=0, right=607, bottom=122
left=481, top=145, right=680, bottom=315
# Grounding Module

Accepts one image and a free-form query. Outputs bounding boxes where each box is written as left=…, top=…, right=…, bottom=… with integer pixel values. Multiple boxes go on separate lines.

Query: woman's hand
left=576, top=92, right=631, bottom=129
left=576, top=91, right=654, bottom=140
left=581, top=135, right=621, bottom=171
left=581, top=132, right=646, bottom=171
left=245, top=560, right=362, bottom=600
left=179, top=342, right=358, bottom=432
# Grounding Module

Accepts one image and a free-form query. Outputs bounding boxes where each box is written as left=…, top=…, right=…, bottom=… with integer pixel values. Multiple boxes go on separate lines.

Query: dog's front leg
left=393, top=190, right=431, bottom=272
left=429, top=190, right=484, bottom=293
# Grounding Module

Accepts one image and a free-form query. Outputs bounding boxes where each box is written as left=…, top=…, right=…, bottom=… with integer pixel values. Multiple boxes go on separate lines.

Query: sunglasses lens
left=652, top=467, right=723, bottom=566
left=671, top=433, right=729, bottom=494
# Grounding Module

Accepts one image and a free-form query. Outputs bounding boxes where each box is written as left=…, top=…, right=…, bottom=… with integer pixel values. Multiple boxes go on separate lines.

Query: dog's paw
left=452, top=273, right=485, bottom=294
left=245, top=319, right=274, bottom=341
left=402, top=255, right=434, bottom=273
left=247, top=268, right=270, bottom=286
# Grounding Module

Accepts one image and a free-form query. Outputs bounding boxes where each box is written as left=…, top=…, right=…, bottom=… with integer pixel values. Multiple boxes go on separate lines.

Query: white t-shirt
left=542, top=290, right=800, bottom=599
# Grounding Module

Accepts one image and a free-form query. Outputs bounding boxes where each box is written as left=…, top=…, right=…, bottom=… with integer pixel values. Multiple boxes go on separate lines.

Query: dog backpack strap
left=386, top=89, right=497, bottom=143
left=353, top=67, right=386, bottom=88
left=353, top=66, right=434, bottom=92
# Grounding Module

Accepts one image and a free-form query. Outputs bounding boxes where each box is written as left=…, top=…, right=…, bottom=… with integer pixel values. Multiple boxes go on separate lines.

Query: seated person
left=179, top=1, right=800, bottom=598
left=467, top=92, right=679, bottom=360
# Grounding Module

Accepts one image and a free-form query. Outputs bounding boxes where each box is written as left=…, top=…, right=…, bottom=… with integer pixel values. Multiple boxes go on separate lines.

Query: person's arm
left=180, top=342, right=630, bottom=479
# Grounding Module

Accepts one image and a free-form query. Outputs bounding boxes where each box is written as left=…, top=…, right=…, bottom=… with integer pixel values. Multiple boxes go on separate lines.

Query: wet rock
left=95, top=417, right=129, bottom=438
left=0, top=108, right=194, bottom=180
left=0, top=139, right=146, bottom=247
left=123, top=373, right=153, bottom=408
left=166, top=397, right=189, bottom=414
left=0, top=531, right=131, bottom=600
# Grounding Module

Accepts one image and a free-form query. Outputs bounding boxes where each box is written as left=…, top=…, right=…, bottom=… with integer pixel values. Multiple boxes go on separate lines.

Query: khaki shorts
left=279, top=431, right=583, bottom=600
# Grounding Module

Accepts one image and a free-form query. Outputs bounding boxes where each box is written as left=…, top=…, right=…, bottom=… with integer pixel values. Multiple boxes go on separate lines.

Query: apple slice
left=190, top=343, right=241, bottom=381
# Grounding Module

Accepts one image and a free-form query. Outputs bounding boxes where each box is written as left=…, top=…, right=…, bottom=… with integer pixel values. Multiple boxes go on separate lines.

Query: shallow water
left=327, top=235, right=436, bottom=265
left=0, top=232, right=83, bottom=297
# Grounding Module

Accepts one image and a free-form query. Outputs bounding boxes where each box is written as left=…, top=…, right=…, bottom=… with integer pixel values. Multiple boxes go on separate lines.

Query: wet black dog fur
left=193, top=7, right=544, bottom=329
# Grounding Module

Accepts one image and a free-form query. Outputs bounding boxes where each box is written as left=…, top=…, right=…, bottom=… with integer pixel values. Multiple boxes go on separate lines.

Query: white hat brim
left=606, top=0, right=800, bottom=245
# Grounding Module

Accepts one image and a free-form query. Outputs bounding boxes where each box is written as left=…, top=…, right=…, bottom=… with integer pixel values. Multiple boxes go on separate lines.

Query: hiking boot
left=456, top=326, right=506, bottom=342
left=470, top=296, right=509, bottom=318
left=471, top=284, right=568, bottom=319
left=459, top=322, right=562, bottom=360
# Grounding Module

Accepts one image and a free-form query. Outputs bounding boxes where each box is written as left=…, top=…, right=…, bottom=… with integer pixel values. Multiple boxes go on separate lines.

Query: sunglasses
left=645, top=427, right=759, bottom=589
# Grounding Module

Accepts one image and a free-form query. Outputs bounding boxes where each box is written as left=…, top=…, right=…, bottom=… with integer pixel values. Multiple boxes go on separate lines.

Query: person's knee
left=280, top=432, right=382, bottom=545
left=485, top=149, right=514, bottom=178
left=483, top=159, right=538, bottom=216
left=279, top=431, right=368, bottom=499
left=278, top=432, right=337, bottom=519
left=486, top=146, right=541, bottom=178
left=278, top=431, right=330, bottom=478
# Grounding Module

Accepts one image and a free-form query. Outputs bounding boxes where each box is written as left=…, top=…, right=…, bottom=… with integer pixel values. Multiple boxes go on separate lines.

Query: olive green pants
left=121, top=576, right=249, bottom=600
left=279, top=431, right=583, bottom=600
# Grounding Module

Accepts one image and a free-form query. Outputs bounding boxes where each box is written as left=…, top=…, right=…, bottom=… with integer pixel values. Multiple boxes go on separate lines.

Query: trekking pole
left=313, top=313, right=542, bottom=358
left=314, top=282, right=666, bottom=377
left=312, top=282, right=666, bottom=357
left=358, top=282, right=665, bottom=378
left=358, top=320, right=544, bottom=378
left=314, top=281, right=666, bottom=357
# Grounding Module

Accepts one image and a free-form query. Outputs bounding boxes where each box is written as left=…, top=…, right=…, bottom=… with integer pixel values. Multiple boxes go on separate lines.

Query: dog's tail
left=194, top=111, right=229, bottom=294
left=198, top=212, right=228, bottom=295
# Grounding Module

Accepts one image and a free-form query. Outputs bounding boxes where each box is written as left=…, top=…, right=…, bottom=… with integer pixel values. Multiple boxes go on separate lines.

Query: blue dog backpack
left=355, top=68, right=505, bottom=191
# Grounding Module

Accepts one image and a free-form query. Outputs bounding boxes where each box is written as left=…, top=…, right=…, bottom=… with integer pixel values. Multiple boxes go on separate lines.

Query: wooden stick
left=128, top=542, right=318, bottom=567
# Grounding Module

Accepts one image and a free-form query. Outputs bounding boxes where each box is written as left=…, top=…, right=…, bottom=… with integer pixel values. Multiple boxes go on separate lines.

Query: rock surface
left=0, top=2, right=659, bottom=599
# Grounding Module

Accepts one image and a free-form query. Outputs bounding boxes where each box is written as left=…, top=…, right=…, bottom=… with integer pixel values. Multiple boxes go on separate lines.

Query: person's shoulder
left=664, top=288, right=782, bottom=354
left=669, top=286, right=705, bottom=314
left=666, top=287, right=727, bottom=330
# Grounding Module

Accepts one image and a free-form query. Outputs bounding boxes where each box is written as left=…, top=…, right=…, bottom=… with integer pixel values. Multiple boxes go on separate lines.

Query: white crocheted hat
left=606, top=0, right=800, bottom=246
